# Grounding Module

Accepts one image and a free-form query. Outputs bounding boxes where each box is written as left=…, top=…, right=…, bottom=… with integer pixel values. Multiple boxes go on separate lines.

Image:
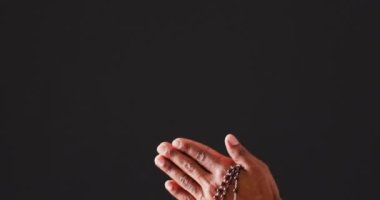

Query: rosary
left=213, top=164, right=243, bottom=200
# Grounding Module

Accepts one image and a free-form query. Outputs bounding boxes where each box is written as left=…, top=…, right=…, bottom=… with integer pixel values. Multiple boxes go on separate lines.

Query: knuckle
left=184, top=162, right=195, bottom=173
left=179, top=176, right=192, bottom=190
left=179, top=176, right=199, bottom=196
left=179, top=176, right=188, bottom=185
left=195, top=151, right=206, bottom=162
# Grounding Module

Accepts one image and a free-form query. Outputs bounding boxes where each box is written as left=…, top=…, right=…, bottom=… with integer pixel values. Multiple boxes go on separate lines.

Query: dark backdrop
left=1, top=1, right=379, bottom=200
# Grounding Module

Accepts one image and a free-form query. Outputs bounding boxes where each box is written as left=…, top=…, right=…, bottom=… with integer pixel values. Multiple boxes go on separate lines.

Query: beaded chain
left=213, top=164, right=243, bottom=200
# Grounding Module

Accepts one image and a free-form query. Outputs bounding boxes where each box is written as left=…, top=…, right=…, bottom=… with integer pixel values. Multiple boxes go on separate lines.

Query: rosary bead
left=213, top=165, right=243, bottom=200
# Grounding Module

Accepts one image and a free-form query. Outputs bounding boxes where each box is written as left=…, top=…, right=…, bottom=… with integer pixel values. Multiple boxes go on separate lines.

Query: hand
left=154, top=134, right=281, bottom=200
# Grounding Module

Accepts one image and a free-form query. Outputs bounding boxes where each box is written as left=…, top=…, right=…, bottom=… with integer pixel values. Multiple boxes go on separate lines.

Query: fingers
left=172, top=138, right=233, bottom=172
left=155, top=155, right=204, bottom=199
left=165, top=180, right=196, bottom=200
left=155, top=134, right=276, bottom=200
left=157, top=142, right=209, bottom=187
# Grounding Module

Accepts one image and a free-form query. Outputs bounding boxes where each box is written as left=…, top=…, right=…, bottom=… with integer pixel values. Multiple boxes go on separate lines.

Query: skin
left=154, top=134, right=282, bottom=200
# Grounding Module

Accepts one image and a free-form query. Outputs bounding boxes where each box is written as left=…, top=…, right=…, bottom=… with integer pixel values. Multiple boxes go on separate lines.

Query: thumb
left=225, top=134, right=253, bottom=169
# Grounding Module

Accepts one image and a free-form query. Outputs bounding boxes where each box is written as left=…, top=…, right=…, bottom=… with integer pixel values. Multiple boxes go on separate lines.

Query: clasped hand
left=154, top=134, right=281, bottom=200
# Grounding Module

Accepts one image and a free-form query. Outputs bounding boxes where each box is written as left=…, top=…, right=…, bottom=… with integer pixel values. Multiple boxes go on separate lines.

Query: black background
left=1, top=0, right=379, bottom=200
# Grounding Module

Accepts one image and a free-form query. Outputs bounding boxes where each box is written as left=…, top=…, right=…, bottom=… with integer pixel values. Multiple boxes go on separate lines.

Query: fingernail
left=157, top=143, right=166, bottom=154
left=165, top=181, right=173, bottom=190
left=228, top=134, right=240, bottom=146
left=172, top=139, right=181, bottom=148
left=155, top=156, right=165, bottom=167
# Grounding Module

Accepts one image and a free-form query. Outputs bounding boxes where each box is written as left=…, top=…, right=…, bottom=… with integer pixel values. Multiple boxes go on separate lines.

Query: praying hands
left=154, top=134, right=282, bottom=200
